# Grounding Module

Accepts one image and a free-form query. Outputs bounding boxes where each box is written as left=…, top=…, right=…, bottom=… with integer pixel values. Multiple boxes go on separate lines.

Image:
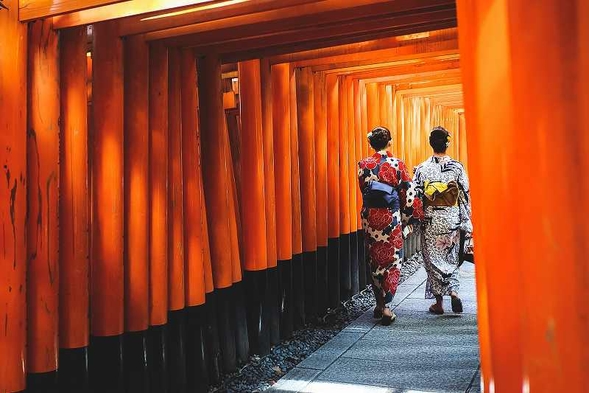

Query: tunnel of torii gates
left=0, top=0, right=588, bottom=392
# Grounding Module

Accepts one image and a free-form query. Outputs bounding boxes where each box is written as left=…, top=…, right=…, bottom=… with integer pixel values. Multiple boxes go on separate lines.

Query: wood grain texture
left=0, top=1, right=28, bottom=390
left=27, top=18, right=60, bottom=374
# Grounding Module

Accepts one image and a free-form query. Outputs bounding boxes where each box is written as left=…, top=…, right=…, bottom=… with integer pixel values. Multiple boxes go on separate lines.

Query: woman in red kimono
left=358, top=126, right=423, bottom=325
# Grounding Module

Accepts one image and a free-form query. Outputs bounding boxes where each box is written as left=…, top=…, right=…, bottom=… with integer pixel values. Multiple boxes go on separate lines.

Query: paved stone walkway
left=269, top=264, right=480, bottom=393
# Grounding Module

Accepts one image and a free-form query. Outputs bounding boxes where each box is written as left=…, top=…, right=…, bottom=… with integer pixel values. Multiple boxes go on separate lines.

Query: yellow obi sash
left=423, top=180, right=459, bottom=207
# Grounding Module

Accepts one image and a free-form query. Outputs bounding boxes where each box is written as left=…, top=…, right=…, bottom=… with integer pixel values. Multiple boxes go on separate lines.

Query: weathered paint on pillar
left=91, top=20, right=124, bottom=337
left=27, top=19, right=60, bottom=374
left=0, top=2, right=28, bottom=391
left=182, top=49, right=208, bottom=306
left=198, top=55, right=235, bottom=289
left=149, top=42, right=169, bottom=326
left=59, top=25, right=89, bottom=350
left=123, top=34, right=149, bottom=332
left=238, top=59, right=268, bottom=271
left=168, top=47, right=186, bottom=311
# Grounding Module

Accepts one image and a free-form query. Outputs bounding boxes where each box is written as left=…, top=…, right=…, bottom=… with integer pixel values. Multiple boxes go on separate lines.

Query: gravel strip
left=209, top=252, right=423, bottom=393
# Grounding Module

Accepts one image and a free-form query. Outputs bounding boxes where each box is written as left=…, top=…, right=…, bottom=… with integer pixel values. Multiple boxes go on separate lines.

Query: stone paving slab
left=394, top=298, right=478, bottom=315
left=363, top=314, right=479, bottom=337
left=268, top=367, right=322, bottom=393
left=342, top=339, right=479, bottom=369
left=298, top=332, right=365, bottom=370
left=268, top=266, right=480, bottom=393
left=311, top=357, right=476, bottom=393
left=341, top=309, right=378, bottom=334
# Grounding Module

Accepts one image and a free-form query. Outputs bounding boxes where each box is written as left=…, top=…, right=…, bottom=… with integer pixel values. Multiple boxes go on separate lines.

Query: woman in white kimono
left=413, top=127, right=473, bottom=314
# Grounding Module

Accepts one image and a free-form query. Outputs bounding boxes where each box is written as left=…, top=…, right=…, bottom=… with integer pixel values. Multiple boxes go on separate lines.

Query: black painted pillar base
left=357, top=230, right=366, bottom=290
left=59, top=347, right=89, bottom=393
left=292, top=253, right=305, bottom=329
left=89, top=335, right=124, bottom=393
left=27, top=370, right=58, bottom=393
left=266, top=267, right=281, bottom=346
left=303, top=250, right=318, bottom=321
left=244, top=270, right=270, bottom=356
left=340, top=233, right=352, bottom=301
left=203, top=292, right=221, bottom=385
left=316, top=246, right=328, bottom=316
left=327, top=238, right=340, bottom=309
left=350, top=231, right=359, bottom=296
left=147, top=325, right=168, bottom=393
left=186, top=304, right=209, bottom=393
left=124, top=330, right=149, bottom=393
left=278, top=259, right=294, bottom=339
left=168, top=309, right=187, bottom=393
left=232, top=281, right=250, bottom=364
left=216, top=286, right=237, bottom=374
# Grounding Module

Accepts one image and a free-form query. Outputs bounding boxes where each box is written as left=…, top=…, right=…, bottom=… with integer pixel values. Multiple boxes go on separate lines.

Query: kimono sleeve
left=357, top=160, right=367, bottom=192
left=398, top=160, right=423, bottom=229
left=457, top=163, right=474, bottom=235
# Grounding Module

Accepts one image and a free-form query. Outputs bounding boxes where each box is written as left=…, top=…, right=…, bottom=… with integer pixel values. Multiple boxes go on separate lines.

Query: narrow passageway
left=270, top=264, right=479, bottom=393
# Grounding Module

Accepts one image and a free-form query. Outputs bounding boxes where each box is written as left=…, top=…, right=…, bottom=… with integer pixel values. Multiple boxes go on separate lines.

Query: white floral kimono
left=413, top=155, right=473, bottom=299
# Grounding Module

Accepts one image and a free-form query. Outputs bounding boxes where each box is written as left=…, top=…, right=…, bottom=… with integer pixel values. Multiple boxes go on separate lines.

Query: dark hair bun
left=429, top=126, right=450, bottom=152
left=368, top=126, right=392, bottom=150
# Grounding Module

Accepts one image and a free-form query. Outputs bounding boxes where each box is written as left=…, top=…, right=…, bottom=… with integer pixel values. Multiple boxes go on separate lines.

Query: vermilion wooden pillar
left=289, top=66, right=306, bottom=328
left=198, top=55, right=238, bottom=375
left=198, top=56, right=234, bottom=290
left=272, top=63, right=294, bottom=338
left=238, top=60, right=268, bottom=273
left=338, top=75, right=351, bottom=301
left=168, top=47, right=186, bottom=313
left=313, top=71, right=329, bottom=315
left=238, top=59, right=271, bottom=355
left=26, top=20, right=60, bottom=391
left=325, top=73, right=340, bottom=308
left=148, top=42, right=169, bottom=392
left=222, top=78, right=246, bottom=371
left=260, top=58, right=281, bottom=346
left=360, top=82, right=369, bottom=158
left=457, top=1, right=589, bottom=391
left=295, top=67, right=318, bottom=321
left=181, top=48, right=210, bottom=391
left=59, top=26, right=90, bottom=392
left=0, top=2, right=27, bottom=392
left=90, top=21, right=124, bottom=392
left=366, top=82, right=379, bottom=131
left=353, top=78, right=366, bottom=291
left=225, top=134, right=248, bottom=367
left=167, top=46, right=187, bottom=392
left=384, top=85, right=396, bottom=155
left=345, top=76, right=359, bottom=296
left=123, top=33, right=150, bottom=393
left=458, top=113, right=468, bottom=170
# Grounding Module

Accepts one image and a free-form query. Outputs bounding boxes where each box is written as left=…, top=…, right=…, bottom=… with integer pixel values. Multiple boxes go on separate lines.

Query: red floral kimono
left=358, top=151, right=423, bottom=300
